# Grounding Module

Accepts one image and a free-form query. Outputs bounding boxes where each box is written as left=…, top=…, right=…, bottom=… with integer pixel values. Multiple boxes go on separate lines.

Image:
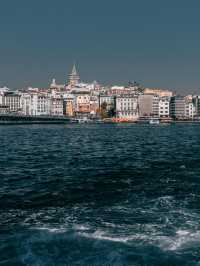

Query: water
left=0, top=124, right=200, bottom=266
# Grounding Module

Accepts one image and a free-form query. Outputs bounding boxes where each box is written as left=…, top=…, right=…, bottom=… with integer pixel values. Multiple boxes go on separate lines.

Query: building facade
left=158, top=97, right=170, bottom=117
left=116, top=95, right=138, bottom=120
left=185, top=101, right=195, bottom=119
left=99, top=95, right=115, bottom=111
left=50, top=97, right=64, bottom=116
left=63, top=94, right=75, bottom=117
left=21, top=93, right=51, bottom=116
left=170, top=96, right=185, bottom=119
left=3, top=92, right=21, bottom=113
left=192, top=96, right=200, bottom=117
left=138, top=94, right=159, bottom=117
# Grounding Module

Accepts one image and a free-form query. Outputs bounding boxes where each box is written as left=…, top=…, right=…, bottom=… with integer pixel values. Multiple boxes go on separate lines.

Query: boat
left=149, top=118, right=159, bottom=124
left=159, top=117, right=172, bottom=124
left=137, top=116, right=151, bottom=124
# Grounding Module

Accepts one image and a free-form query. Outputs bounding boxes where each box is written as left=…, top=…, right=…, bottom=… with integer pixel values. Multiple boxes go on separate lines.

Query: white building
left=158, top=97, right=170, bottom=117
left=185, top=101, right=195, bottom=119
left=50, top=96, right=64, bottom=116
left=21, top=93, right=51, bottom=116
left=0, top=87, right=10, bottom=114
left=116, top=95, right=138, bottom=120
left=75, top=93, right=91, bottom=114
left=2, top=92, right=21, bottom=113
left=21, top=93, right=31, bottom=115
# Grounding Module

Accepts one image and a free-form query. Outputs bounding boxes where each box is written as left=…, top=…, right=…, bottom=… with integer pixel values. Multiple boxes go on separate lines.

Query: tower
left=68, top=63, right=80, bottom=86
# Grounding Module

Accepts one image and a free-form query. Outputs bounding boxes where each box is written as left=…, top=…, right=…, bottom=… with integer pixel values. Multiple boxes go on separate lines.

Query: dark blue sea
left=1, top=124, right=200, bottom=266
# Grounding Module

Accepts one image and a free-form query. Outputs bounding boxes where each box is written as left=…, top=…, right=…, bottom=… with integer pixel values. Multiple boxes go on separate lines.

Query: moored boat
left=149, top=118, right=159, bottom=124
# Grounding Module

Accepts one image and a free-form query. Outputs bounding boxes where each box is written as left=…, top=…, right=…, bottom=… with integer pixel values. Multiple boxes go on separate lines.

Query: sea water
left=0, top=124, right=200, bottom=266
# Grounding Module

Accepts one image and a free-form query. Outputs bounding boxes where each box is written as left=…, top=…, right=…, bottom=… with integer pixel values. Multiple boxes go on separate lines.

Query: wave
left=167, top=230, right=200, bottom=251
left=76, top=224, right=200, bottom=252
left=35, top=227, right=67, bottom=233
left=78, top=229, right=139, bottom=243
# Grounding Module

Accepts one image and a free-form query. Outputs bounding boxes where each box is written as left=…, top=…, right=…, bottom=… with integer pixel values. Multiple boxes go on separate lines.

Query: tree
left=100, top=102, right=108, bottom=119
left=107, top=104, right=116, bottom=118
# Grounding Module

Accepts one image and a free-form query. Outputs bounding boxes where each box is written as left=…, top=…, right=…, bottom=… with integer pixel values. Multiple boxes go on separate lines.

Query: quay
left=0, top=114, right=70, bottom=124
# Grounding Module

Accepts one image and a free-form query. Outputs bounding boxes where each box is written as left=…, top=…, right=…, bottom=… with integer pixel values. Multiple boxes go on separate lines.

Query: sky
left=0, top=0, right=200, bottom=93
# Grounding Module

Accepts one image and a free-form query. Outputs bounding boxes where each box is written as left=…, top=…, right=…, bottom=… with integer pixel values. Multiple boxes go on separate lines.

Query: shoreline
left=0, top=120, right=199, bottom=125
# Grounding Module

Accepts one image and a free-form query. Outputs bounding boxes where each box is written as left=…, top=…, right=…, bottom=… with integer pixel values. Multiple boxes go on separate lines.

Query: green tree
left=107, top=104, right=116, bottom=118
left=100, top=102, right=108, bottom=119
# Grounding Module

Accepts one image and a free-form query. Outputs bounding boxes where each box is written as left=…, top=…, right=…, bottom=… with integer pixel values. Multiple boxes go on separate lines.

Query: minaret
left=68, top=62, right=80, bottom=86
left=50, top=78, right=56, bottom=89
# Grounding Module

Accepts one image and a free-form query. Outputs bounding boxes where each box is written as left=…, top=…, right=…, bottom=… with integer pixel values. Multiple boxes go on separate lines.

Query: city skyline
left=1, top=0, right=200, bottom=93
left=1, top=62, right=200, bottom=95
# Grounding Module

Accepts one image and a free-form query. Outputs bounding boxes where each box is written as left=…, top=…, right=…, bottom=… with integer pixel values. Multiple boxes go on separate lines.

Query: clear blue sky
left=0, top=0, right=200, bottom=93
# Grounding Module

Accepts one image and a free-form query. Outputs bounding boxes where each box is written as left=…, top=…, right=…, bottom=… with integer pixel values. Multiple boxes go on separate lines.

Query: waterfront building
left=34, top=94, right=51, bottom=116
left=185, top=100, right=195, bottom=119
left=2, top=92, right=21, bottom=113
left=90, top=95, right=99, bottom=117
left=0, top=95, right=3, bottom=105
left=0, top=105, right=9, bottom=114
left=169, top=96, right=185, bottom=119
left=99, top=94, right=115, bottom=111
left=138, top=94, right=159, bottom=117
left=50, top=96, right=64, bottom=116
left=192, top=96, right=200, bottom=117
left=1, top=67, right=195, bottom=120
left=21, top=92, right=51, bottom=116
left=116, top=94, right=139, bottom=120
left=75, top=93, right=91, bottom=117
left=68, top=63, right=80, bottom=87
left=21, top=92, right=31, bottom=115
left=63, top=93, right=75, bottom=117
left=158, top=97, right=170, bottom=117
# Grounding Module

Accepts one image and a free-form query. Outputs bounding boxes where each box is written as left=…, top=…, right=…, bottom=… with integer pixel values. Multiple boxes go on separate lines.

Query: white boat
left=149, top=118, right=159, bottom=124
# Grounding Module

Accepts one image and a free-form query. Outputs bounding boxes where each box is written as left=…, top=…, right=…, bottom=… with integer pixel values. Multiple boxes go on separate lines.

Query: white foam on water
left=34, top=227, right=67, bottom=233
left=25, top=204, right=200, bottom=255
left=76, top=223, right=200, bottom=251
left=158, top=229, right=200, bottom=251
left=73, top=224, right=90, bottom=231
left=177, top=229, right=190, bottom=236
left=101, top=221, right=124, bottom=229
left=78, top=229, right=146, bottom=244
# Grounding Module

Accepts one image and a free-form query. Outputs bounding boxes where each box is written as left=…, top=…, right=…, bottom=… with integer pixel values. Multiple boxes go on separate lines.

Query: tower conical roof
left=71, top=63, right=78, bottom=75
left=68, top=62, right=80, bottom=86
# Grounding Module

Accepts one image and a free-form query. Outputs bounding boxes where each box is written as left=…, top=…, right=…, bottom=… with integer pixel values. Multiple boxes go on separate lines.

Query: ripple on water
left=1, top=124, right=200, bottom=265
